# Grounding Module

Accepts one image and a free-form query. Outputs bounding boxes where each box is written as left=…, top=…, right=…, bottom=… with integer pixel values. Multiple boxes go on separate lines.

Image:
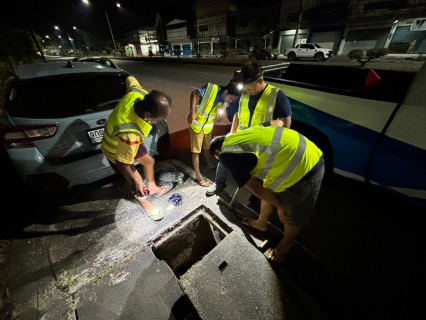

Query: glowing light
left=151, top=208, right=160, bottom=216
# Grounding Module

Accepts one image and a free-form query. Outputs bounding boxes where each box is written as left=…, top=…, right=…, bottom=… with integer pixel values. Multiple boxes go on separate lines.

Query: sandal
left=135, top=196, right=164, bottom=221
left=195, top=179, right=212, bottom=187
left=268, top=248, right=287, bottom=263
left=154, top=183, right=173, bottom=198
left=241, top=217, right=267, bottom=232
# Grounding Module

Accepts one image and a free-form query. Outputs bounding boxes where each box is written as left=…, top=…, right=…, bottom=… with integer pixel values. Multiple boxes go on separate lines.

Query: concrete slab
left=76, top=248, right=183, bottom=319
left=179, top=232, right=284, bottom=320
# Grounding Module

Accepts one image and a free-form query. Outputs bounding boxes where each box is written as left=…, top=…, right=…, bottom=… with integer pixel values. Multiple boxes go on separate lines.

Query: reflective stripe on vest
left=268, top=132, right=306, bottom=190
left=101, top=89, right=151, bottom=155
left=189, top=83, right=219, bottom=134
left=237, top=86, right=279, bottom=132
left=221, top=126, right=320, bottom=192
left=128, top=87, right=147, bottom=95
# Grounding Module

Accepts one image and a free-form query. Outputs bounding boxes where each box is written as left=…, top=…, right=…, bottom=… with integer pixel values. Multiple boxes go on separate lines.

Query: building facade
left=166, top=19, right=192, bottom=56
left=125, top=27, right=159, bottom=57
left=276, top=0, right=426, bottom=56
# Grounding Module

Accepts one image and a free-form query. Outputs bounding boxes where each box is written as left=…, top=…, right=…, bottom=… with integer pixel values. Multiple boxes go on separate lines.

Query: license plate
left=87, top=127, right=104, bottom=144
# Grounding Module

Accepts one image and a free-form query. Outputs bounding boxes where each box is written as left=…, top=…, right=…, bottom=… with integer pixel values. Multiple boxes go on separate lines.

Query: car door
left=299, top=44, right=310, bottom=58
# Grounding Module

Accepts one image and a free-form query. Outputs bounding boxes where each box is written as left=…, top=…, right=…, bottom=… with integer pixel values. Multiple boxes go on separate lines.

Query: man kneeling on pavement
left=209, top=122, right=324, bottom=262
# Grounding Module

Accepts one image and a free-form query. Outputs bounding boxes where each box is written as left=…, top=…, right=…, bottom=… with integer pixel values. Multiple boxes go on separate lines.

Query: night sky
left=1, top=0, right=194, bottom=39
left=1, top=0, right=280, bottom=46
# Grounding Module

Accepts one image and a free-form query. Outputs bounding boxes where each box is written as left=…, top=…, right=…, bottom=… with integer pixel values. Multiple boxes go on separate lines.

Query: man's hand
left=132, top=180, right=148, bottom=198
left=270, top=119, right=284, bottom=127
left=187, top=112, right=196, bottom=125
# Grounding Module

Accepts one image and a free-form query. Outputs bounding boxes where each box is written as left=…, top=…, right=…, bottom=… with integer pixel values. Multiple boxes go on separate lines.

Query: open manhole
left=152, top=206, right=233, bottom=277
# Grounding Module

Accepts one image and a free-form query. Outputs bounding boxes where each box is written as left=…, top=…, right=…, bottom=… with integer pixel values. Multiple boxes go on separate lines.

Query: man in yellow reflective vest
left=187, top=82, right=242, bottom=187
left=210, top=123, right=324, bottom=262
left=206, top=61, right=292, bottom=197
left=102, top=76, right=172, bottom=221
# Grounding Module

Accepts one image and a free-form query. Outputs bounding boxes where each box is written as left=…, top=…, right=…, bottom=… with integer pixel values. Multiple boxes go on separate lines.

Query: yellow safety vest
left=101, top=87, right=151, bottom=155
left=189, top=83, right=221, bottom=134
left=236, top=85, right=280, bottom=132
left=221, top=126, right=323, bottom=192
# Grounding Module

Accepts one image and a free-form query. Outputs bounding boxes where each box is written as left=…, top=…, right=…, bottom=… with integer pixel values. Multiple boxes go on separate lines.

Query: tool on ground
left=168, top=193, right=183, bottom=206
left=227, top=187, right=239, bottom=209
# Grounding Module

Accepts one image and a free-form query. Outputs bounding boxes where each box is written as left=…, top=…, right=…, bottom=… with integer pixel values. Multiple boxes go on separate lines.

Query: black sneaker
left=205, top=183, right=227, bottom=197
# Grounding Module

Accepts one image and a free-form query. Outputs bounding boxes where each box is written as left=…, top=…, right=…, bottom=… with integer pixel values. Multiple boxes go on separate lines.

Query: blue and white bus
left=262, top=62, right=426, bottom=206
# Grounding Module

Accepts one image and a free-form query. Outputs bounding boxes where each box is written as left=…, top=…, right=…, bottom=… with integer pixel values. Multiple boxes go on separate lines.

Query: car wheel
left=265, top=55, right=270, bottom=60
left=273, top=54, right=278, bottom=60
left=288, top=52, right=296, bottom=61
left=315, top=53, right=324, bottom=62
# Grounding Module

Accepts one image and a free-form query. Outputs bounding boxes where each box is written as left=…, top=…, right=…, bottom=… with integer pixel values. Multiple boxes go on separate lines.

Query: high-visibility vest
left=221, top=126, right=323, bottom=192
left=101, top=87, right=151, bottom=155
left=189, top=83, right=221, bottom=134
left=236, top=85, right=280, bottom=132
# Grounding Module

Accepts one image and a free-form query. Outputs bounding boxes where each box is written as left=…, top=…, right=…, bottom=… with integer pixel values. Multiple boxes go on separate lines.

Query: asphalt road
left=111, top=59, right=237, bottom=134
left=1, top=59, right=425, bottom=319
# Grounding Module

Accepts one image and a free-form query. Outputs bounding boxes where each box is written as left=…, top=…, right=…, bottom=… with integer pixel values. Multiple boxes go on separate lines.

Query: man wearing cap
left=187, top=82, right=242, bottom=187
left=209, top=124, right=324, bottom=262
left=206, top=61, right=292, bottom=196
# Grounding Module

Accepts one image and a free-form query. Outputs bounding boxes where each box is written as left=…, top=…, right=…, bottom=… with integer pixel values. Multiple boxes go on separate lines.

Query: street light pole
left=82, top=0, right=118, bottom=52
left=104, top=8, right=117, bottom=52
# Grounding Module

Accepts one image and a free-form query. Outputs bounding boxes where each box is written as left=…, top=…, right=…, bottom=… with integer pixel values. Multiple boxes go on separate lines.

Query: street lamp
left=82, top=0, right=119, bottom=52
left=53, top=26, right=78, bottom=55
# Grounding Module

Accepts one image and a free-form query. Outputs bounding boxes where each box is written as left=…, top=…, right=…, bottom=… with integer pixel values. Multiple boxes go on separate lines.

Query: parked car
left=72, top=56, right=123, bottom=70
left=283, top=43, right=333, bottom=62
left=249, top=48, right=278, bottom=60
left=0, top=61, right=169, bottom=194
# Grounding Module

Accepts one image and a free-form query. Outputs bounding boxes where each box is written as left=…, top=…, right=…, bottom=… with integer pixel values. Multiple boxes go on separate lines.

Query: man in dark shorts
left=210, top=123, right=324, bottom=262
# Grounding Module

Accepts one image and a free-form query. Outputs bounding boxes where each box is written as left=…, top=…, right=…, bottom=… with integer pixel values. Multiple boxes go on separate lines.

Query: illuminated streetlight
left=82, top=0, right=119, bottom=52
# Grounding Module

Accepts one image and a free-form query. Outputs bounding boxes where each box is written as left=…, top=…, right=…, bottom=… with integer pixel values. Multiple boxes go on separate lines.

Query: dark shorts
left=277, top=165, right=324, bottom=229
left=108, top=143, right=148, bottom=174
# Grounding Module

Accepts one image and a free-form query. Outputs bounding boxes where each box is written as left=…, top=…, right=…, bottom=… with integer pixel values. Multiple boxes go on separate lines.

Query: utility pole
left=28, top=23, right=46, bottom=62
left=104, top=8, right=117, bottom=52
left=292, top=0, right=305, bottom=48
left=193, top=0, right=199, bottom=57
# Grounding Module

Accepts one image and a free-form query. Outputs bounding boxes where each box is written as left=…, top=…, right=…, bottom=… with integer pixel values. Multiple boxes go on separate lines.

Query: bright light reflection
left=54, top=26, right=59, bottom=30
left=116, top=3, right=121, bottom=8
left=166, top=204, right=175, bottom=211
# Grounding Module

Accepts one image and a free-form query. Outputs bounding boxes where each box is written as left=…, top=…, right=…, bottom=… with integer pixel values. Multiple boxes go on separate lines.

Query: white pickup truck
left=262, top=62, right=426, bottom=207
left=283, top=43, right=333, bottom=62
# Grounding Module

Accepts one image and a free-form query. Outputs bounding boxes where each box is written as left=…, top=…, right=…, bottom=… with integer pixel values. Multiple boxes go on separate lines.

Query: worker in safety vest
left=210, top=123, right=324, bottom=262
left=102, top=76, right=172, bottom=221
left=187, top=82, right=242, bottom=187
left=206, top=61, right=292, bottom=197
